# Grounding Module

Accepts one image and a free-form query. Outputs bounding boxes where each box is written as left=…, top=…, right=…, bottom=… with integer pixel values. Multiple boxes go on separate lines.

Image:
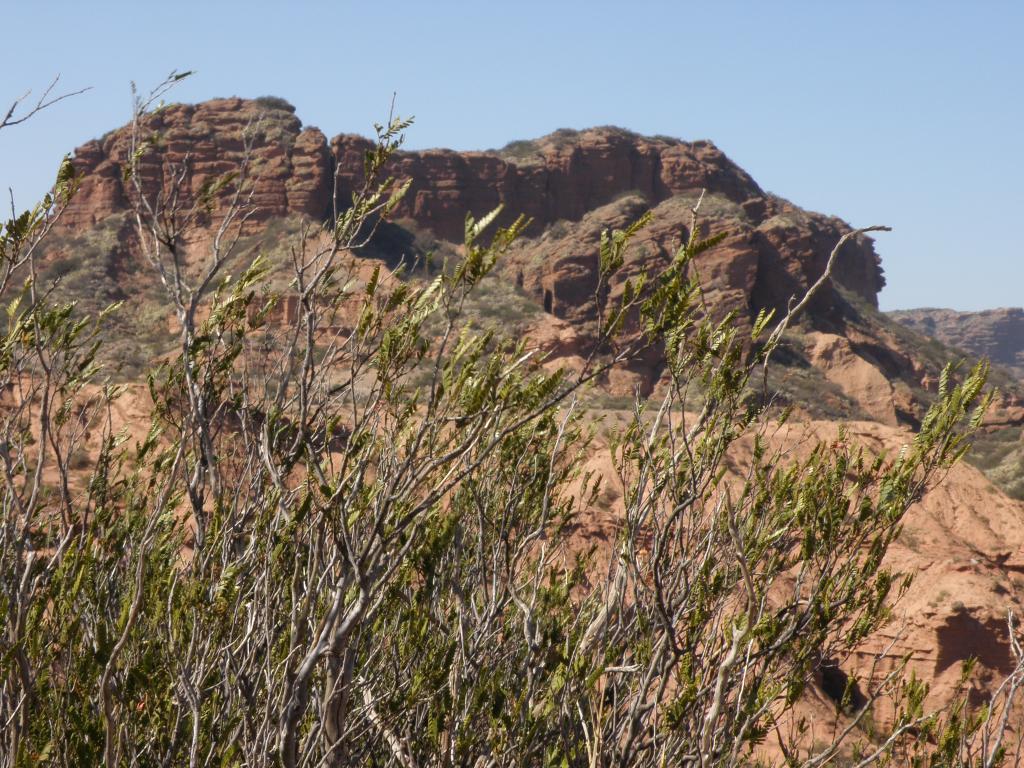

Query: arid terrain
left=31, top=94, right=1024, bottom=751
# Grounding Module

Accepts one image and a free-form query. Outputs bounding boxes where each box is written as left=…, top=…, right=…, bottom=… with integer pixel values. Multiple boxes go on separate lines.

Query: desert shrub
left=499, top=138, right=540, bottom=159
left=611, top=188, right=650, bottom=204
left=41, top=252, right=82, bottom=281
left=462, top=273, right=541, bottom=327
left=545, top=219, right=570, bottom=239
left=254, top=94, right=296, bottom=112
left=1, top=75, right=1020, bottom=768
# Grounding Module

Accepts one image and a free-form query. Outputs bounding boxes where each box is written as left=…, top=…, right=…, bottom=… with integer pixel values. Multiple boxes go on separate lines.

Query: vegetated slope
left=43, top=96, right=1024, bottom=728
left=889, top=307, right=1024, bottom=499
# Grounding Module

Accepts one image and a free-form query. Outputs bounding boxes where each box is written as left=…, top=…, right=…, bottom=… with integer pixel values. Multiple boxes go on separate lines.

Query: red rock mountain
left=61, top=97, right=927, bottom=412
left=64, top=97, right=333, bottom=230
left=59, top=95, right=1024, bottom=426
left=65, top=97, right=883, bottom=316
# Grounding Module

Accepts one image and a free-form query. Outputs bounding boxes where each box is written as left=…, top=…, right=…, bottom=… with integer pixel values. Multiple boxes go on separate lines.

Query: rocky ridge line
left=64, top=97, right=885, bottom=314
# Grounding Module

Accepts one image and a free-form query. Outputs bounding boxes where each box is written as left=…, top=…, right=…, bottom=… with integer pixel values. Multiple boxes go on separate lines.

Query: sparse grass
left=587, top=391, right=638, bottom=411
left=966, top=424, right=1024, bottom=499
left=544, top=220, right=570, bottom=239
left=498, top=139, right=540, bottom=160
left=969, top=425, right=1021, bottom=471
left=461, top=273, right=542, bottom=328
left=497, top=126, right=663, bottom=162
left=899, top=527, right=921, bottom=549
left=69, top=447, right=92, bottom=470
left=610, top=189, right=651, bottom=204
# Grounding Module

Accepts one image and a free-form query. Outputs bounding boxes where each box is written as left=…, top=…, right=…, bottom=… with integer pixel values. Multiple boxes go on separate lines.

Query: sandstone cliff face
left=63, top=97, right=332, bottom=231
left=329, top=130, right=764, bottom=238
left=58, top=100, right=901, bottom=404
left=890, top=307, right=1024, bottom=376
left=331, top=127, right=895, bottom=402
left=63, top=102, right=885, bottom=314
left=331, top=127, right=885, bottom=314
left=59, top=98, right=980, bottom=423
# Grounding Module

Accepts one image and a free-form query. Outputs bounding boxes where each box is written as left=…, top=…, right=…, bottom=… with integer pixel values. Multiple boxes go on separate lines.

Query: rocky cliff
left=63, top=97, right=333, bottom=230
left=55, top=96, right=1024, bottom=428
left=60, top=97, right=929, bottom=414
left=64, top=98, right=885, bottom=314
left=330, top=127, right=885, bottom=314
left=890, top=307, right=1024, bottom=377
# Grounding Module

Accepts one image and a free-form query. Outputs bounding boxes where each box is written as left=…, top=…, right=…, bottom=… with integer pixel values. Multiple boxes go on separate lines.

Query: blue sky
left=1, top=0, right=1020, bottom=311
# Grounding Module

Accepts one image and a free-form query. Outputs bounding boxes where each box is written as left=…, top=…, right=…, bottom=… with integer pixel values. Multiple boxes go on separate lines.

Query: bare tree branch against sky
left=1, top=0, right=1020, bottom=311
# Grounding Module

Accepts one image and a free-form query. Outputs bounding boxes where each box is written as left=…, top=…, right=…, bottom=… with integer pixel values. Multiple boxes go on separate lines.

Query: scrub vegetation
left=1, top=74, right=1021, bottom=767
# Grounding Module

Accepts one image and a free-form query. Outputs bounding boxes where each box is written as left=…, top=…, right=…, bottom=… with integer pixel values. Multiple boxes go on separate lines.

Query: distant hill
left=890, top=307, right=1024, bottom=378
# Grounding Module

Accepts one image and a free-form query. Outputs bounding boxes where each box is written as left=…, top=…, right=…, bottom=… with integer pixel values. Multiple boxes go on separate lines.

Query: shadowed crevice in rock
left=819, top=660, right=868, bottom=712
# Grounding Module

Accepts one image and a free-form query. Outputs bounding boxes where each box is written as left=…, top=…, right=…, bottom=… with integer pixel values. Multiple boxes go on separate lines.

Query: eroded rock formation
left=64, top=100, right=884, bottom=315
left=64, top=97, right=332, bottom=230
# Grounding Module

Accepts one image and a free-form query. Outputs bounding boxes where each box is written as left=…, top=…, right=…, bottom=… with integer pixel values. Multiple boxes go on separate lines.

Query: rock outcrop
left=500, top=190, right=897, bottom=394
left=62, top=102, right=885, bottom=314
left=331, top=127, right=886, bottom=315
left=62, top=98, right=1003, bottom=423
left=329, top=130, right=764, bottom=238
left=63, top=97, right=332, bottom=231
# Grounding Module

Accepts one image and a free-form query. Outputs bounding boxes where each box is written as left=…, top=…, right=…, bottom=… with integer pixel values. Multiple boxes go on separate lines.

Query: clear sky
left=1, top=0, right=1020, bottom=311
